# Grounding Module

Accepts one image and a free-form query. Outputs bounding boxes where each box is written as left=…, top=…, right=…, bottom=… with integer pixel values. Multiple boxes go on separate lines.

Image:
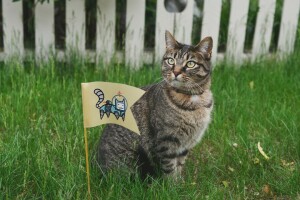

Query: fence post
left=277, top=0, right=300, bottom=57
left=66, top=0, right=86, bottom=56
left=174, top=0, right=194, bottom=45
left=35, top=0, right=55, bottom=62
left=2, top=0, right=24, bottom=61
left=125, top=0, right=146, bottom=68
left=201, top=0, right=222, bottom=64
left=155, top=0, right=175, bottom=63
left=252, top=0, right=276, bottom=61
left=226, top=0, right=250, bottom=65
left=96, top=0, right=116, bottom=64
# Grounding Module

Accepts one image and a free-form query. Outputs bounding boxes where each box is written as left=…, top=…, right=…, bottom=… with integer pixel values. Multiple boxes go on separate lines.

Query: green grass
left=0, top=55, right=299, bottom=199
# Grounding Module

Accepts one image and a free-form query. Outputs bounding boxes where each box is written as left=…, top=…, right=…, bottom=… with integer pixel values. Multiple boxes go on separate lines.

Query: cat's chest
left=172, top=111, right=211, bottom=155
left=166, top=99, right=212, bottom=151
left=148, top=88, right=213, bottom=149
left=183, top=107, right=211, bottom=135
left=155, top=99, right=211, bottom=131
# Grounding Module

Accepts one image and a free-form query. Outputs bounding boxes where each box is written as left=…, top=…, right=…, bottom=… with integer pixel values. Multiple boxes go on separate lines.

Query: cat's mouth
left=171, top=79, right=183, bottom=87
left=169, top=78, right=190, bottom=91
left=164, top=73, right=188, bottom=90
left=165, top=73, right=184, bottom=86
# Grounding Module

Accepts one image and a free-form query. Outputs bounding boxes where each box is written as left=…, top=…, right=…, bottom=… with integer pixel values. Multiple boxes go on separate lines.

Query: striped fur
left=94, top=89, right=104, bottom=109
left=94, top=31, right=213, bottom=179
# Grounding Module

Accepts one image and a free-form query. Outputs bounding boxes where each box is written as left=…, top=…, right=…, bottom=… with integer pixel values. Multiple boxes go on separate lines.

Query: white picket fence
left=2, top=0, right=300, bottom=67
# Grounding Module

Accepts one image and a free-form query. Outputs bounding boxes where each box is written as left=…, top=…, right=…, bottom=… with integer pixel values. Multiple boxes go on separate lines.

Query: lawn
left=0, top=54, right=299, bottom=199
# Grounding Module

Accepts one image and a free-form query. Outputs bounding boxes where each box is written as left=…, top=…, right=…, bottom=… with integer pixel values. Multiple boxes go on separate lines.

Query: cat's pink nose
left=173, top=70, right=181, bottom=77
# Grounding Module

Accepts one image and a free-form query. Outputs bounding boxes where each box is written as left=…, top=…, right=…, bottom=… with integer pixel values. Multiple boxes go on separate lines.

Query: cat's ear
left=165, top=30, right=179, bottom=49
left=195, top=37, right=213, bottom=61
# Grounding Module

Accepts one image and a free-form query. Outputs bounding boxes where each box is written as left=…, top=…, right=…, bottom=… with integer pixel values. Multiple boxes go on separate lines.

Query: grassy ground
left=0, top=54, right=299, bottom=199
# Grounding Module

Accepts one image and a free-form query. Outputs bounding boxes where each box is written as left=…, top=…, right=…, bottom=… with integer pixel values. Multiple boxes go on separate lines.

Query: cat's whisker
left=148, top=79, right=166, bottom=97
left=193, top=82, right=205, bottom=94
left=185, top=81, right=204, bottom=95
left=153, top=76, right=164, bottom=83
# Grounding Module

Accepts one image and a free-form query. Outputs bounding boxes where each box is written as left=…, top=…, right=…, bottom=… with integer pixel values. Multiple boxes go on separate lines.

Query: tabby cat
left=95, top=31, right=213, bottom=179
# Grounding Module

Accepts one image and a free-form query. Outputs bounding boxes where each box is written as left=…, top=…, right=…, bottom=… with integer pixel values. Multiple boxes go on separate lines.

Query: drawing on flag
left=94, top=89, right=128, bottom=121
left=81, top=82, right=145, bottom=135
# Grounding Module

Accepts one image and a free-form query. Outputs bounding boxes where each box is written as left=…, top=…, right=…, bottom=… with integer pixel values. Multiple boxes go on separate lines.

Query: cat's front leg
left=159, top=155, right=178, bottom=177
left=175, top=152, right=188, bottom=177
left=156, top=147, right=188, bottom=179
left=160, top=156, right=188, bottom=179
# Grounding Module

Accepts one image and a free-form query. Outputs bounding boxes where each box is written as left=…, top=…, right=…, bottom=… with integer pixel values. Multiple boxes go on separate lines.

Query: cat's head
left=116, top=99, right=126, bottom=111
left=162, top=30, right=213, bottom=95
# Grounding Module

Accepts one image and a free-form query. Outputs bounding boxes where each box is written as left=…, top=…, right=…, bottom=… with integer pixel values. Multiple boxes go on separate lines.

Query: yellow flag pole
left=84, top=127, right=91, bottom=196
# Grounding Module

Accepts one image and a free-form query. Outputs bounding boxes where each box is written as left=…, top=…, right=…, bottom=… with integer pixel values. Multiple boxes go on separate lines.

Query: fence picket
left=97, top=0, right=116, bottom=64
left=35, top=0, right=55, bottom=61
left=155, top=0, right=175, bottom=63
left=226, top=0, right=250, bottom=64
left=2, top=0, right=24, bottom=60
left=174, top=0, right=194, bottom=45
left=252, top=0, right=276, bottom=60
left=277, top=0, right=300, bottom=56
left=125, top=0, right=146, bottom=68
left=201, top=0, right=222, bottom=63
left=66, top=0, right=86, bottom=55
left=1, top=0, right=299, bottom=64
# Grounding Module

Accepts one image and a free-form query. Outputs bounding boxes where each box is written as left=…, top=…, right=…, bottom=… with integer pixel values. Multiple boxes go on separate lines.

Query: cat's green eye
left=186, top=61, right=196, bottom=68
left=167, top=58, right=175, bottom=65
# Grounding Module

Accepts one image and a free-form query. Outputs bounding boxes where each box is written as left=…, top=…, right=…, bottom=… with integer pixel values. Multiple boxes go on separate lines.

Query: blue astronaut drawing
left=94, top=89, right=128, bottom=121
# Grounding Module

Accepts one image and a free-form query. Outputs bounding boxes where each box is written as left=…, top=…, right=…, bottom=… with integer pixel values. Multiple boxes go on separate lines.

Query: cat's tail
left=94, top=89, right=105, bottom=108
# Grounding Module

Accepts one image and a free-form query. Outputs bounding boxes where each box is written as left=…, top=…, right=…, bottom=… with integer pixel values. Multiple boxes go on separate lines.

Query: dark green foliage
left=145, top=0, right=157, bottom=49
left=270, top=0, right=284, bottom=52
left=116, top=0, right=127, bottom=50
left=85, top=0, right=97, bottom=50
left=218, top=0, right=231, bottom=52
left=54, top=0, right=66, bottom=49
left=244, top=0, right=259, bottom=52
left=23, top=0, right=35, bottom=49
